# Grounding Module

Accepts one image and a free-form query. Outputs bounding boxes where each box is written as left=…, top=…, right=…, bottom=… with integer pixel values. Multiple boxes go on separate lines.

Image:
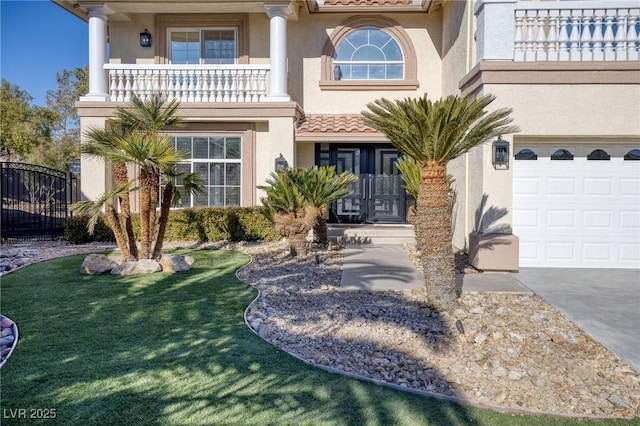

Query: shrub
left=68, top=207, right=278, bottom=245
left=65, top=215, right=115, bottom=244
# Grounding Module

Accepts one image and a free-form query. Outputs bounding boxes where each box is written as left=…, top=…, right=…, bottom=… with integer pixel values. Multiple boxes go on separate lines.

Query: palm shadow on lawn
left=0, top=249, right=611, bottom=426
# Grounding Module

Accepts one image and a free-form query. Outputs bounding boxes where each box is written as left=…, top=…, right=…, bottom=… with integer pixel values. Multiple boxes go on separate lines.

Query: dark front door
left=318, top=144, right=407, bottom=223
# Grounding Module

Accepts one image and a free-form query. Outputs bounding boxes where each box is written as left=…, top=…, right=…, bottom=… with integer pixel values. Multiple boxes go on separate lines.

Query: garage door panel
left=583, top=178, right=613, bottom=196
left=513, top=209, right=539, bottom=227
left=620, top=178, right=640, bottom=196
left=582, top=243, right=612, bottom=261
left=547, top=210, right=576, bottom=228
left=547, top=178, right=576, bottom=195
left=583, top=210, right=612, bottom=229
left=620, top=244, right=640, bottom=262
left=620, top=211, right=640, bottom=229
left=513, top=145, right=639, bottom=268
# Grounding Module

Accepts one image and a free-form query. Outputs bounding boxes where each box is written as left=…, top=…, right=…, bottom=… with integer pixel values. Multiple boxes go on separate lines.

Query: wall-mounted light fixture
left=140, top=29, right=152, bottom=47
left=492, top=136, right=510, bottom=169
left=275, top=153, right=289, bottom=171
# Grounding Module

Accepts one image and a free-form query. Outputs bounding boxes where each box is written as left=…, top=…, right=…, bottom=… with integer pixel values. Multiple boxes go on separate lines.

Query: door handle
left=362, top=177, right=367, bottom=200
left=368, top=175, right=373, bottom=200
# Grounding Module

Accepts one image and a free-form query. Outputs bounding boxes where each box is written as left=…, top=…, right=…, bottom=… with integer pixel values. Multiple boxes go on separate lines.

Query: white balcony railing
left=104, top=64, right=271, bottom=103
left=475, top=0, right=640, bottom=62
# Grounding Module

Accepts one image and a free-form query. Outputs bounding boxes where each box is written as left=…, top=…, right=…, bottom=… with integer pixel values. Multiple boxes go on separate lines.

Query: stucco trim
left=76, top=102, right=303, bottom=121
left=154, top=14, right=250, bottom=65
left=320, top=16, right=418, bottom=90
left=460, top=61, right=640, bottom=95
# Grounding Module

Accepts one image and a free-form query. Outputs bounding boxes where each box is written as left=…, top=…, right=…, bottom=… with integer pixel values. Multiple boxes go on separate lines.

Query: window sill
left=319, top=80, right=419, bottom=91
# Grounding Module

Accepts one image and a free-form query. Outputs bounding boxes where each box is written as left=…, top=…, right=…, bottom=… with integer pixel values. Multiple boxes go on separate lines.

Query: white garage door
left=513, top=145, right=640, bottom=268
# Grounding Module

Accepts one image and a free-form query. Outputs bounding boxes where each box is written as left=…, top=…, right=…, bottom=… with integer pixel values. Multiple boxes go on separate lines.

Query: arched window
left=333, top=27, right=403, bottom=80
left=624, top=149, right=640, bottom=160
left=551, top=149, right=574, bottom=160
left=587, top=149, right=611, bottom=160
left=321, top=16, right=418, bottom=90
left=514, top=148, right=538, bottom=160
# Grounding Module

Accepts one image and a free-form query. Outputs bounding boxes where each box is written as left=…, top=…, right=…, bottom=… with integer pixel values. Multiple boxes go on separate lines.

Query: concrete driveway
left=513, top=268, right=640, bottom=373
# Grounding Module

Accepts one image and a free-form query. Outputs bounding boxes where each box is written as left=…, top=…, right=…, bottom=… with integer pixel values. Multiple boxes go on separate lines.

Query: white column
left=82, top=6, right=111, bottom=100
left=474, top=0, right=518, bottom=61
left=265, top=4, right=291, bottom=101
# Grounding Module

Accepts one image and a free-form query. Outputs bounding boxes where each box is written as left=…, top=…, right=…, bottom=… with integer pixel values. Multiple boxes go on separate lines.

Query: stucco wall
left=289, top=13, right=443, bottom=112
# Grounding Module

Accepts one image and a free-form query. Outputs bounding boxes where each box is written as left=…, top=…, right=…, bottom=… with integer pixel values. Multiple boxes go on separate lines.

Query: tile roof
left=296, top=114, right=380, bottom=135
left=322, top=0, right=413, bottom=5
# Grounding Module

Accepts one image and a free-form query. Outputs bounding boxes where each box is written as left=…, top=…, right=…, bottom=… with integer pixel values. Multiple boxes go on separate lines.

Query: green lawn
left=0, top=249, right=637, bottom=425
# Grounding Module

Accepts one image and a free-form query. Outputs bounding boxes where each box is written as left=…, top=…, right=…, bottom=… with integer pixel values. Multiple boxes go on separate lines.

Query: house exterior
left=54, top=0, right=640, bottom=270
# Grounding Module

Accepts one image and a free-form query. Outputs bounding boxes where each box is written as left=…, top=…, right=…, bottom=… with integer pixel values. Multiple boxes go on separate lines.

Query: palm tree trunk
left=138, top=168, right=154, bottom=259
left=104, top=204, right=133, bottom=261
left=288, top=232, right=308, bottom=257
left=415, top=161, right=457, bottom=312
left=152, top=182, right=174, bottom=260
left=112, top=161, right=138, bottom=260
left=313, top=206, right=329, bottom=246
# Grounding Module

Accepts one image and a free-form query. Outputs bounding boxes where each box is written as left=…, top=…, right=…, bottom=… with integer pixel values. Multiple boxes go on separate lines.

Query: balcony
left=476, top=0, right=639, bottom=63
left=104, top=64, right=271, bottom=103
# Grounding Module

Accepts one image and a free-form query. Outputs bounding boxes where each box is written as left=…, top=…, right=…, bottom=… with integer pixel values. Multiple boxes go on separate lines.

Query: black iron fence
left=1, top=162, right=80, bottom=241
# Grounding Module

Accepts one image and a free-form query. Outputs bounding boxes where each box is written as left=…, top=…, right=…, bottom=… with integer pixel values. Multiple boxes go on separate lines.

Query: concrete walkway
left=340, top=244, right=531, bottom=294
left=340, top=244, right=640, bottom=373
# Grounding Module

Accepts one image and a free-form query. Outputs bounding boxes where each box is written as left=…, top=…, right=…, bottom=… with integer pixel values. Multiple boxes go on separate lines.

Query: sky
left=0, top=0, right=88, bottom=106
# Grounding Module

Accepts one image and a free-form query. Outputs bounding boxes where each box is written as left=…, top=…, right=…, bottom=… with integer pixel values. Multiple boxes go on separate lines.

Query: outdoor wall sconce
left=140, top=29, right=152, bottom=47
left=492, top=136, right=510, bottom=169
left=275, top=153, right=289, bottom=171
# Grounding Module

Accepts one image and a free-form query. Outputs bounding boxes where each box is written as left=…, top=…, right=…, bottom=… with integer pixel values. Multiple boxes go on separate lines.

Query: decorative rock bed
left=0, top=315, right=18, bottom=368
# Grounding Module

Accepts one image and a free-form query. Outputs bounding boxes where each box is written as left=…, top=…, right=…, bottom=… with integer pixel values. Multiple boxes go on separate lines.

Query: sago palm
left=258, top=169, right=317, bottom=256
left=293, top=166, right=357, bottom=246
left=362, top=93, right=518, bottom=312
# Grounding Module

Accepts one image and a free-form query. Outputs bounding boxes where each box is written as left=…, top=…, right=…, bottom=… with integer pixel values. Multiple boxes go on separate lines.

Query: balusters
left=536, top=10, right=548, bottom=61
left=127, top=70, right=136, bottom=102
left=558, top=11, right=570, bottom=60
left=524, top=11, right=536, bottom=61
left=215, top=70, right=224, bottom=102
left=603, top=12, right=615, bottom=60
left=592, top=11, right=604, bottom=60
left=569, top=12, right=581, bottom=60
left=581, top=11, right=594, bottom=61
left=616, top=10, right=628, bottom=60
left=547, top=10, right=559, bottom=61
left=514, top=10, right=525, bottom=61
left=237, top=70, right=246, bottom=102
left=222, top=70, right=231, bottom=102
left=200, top=70, right=210, bottom=102
left=229, top=71, right=238, bottom=102
left=258, top=70, right=267, bottom=102
left=627, top=12, right=639, bottom=60
left=166, top=71, right=176, bottom=101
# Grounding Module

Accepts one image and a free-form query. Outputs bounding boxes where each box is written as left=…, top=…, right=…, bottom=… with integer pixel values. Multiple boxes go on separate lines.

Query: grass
left=0, top=249, right=637, bottom=425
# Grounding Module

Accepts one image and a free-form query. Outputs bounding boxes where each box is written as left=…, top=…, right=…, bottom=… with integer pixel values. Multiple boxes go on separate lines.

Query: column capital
left=264, top=2, right=298, bottom=20
left=78, top=3, right=114, bottom=17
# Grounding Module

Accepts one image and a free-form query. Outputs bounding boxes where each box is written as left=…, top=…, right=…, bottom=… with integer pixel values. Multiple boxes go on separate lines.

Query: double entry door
left=320, top=144, right=408, bottom=224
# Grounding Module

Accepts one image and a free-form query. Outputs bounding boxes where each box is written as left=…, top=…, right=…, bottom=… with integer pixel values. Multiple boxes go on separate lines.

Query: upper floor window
left=333, top=27, right=403, bottom=81
left=321, top=16, right=418, bottom=90
left=155, top=14, right=249, bottom=65
left=169, top=29, right=236, bottom=64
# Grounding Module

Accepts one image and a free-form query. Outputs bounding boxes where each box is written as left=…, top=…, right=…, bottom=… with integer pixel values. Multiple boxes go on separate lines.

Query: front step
left=328, top=224, right=416, bottom=245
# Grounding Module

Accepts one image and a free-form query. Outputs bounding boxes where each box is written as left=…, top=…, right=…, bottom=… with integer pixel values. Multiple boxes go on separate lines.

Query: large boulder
left=159, top=254, right=192, bottom=273
left=111, top=259, right=161, bottom=275
left=80, top=254, right=119, bottom=275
